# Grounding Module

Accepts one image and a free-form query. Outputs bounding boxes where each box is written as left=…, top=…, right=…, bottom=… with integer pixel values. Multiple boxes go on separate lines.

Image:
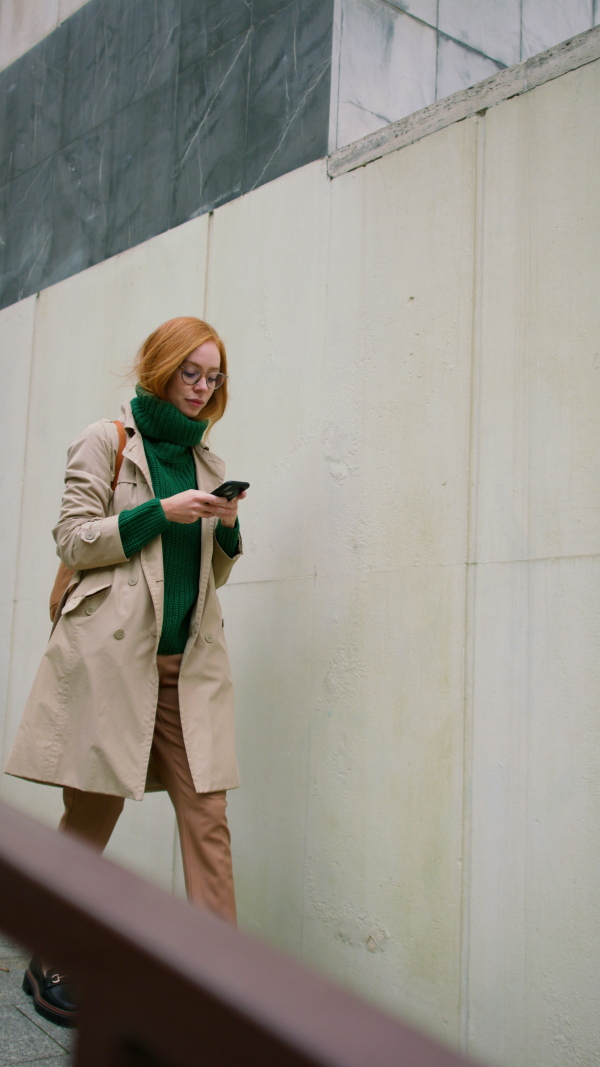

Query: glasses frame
left=179, top=366, right=227, bottom=391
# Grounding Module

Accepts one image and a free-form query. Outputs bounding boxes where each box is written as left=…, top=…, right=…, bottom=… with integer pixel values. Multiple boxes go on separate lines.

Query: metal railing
left=0, top=800, right=479, bottom=1067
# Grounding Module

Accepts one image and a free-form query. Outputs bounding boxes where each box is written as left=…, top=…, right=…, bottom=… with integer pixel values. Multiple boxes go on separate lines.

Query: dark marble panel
left=117, top=0, right=180, bottom=109
left=12, top=24, right=69, bottom=179
left=0, top=66, right=18, bottom=186
left=61, top=0, right=122, bottom=148
left=0, top=0, right=336, bottom=310
left=171, top=31, right=250, bottom=226
left=46, top=122, right=112, bottom=288
left=245, top=0, right=332, bottom=192
left=106, top=81, right=175, bottom=258
left=179, top=0, right=251, bottom=74
left=0, top=158, right=55, bottom=309
left=0, top=182, right=7, bottom=290
left=252, top=0, right=288, bottom=25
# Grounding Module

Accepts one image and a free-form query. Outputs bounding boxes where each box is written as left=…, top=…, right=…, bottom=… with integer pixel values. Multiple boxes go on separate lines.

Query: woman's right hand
left=161, top=490, right=241, bottom=525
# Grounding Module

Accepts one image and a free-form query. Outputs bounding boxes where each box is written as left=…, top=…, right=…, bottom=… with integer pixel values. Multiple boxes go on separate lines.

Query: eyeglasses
left=180, top=366, right=227, bottom=390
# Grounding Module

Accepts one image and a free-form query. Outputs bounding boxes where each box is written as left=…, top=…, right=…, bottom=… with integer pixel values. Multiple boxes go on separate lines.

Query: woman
left=5, top=317, right=245, bottom=1028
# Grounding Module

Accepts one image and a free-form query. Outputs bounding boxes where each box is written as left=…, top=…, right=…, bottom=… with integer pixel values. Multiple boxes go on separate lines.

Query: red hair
left=134, top=317, right=228, bottom=424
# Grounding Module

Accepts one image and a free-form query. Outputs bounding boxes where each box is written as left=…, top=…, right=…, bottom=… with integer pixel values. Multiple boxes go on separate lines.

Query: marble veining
left=436, top=34, right=504, bottom=101
left=11, top=23, right=68, bottom=179
left=336, top=1, right=437, bottom=148
left=521, top=0, right=593, bottom=60
left=5, top=0, right=591, bottom=305
left=438, top=0, right=522, bottom=66
left=0, top=66, right=18, bottom=186
left=47, top=122, right=112, bottom=288
left=245, top=0, right=333, bottom=191
left=106, top=79, right=175, bottom=259
left=115, top=0, right=180, bottom=110
left=385, top=0, right=438, bottom=26
left=179, top=0, right=252, bottom=75
left=0, top=0, right=334, bottom=310
left=331, top=0, right=597, bottom=149
left=60, top=0, right=122, bottom=148
left=0, top=157, right=55, bottom=307
left=172, top=31, right=251, bottom=224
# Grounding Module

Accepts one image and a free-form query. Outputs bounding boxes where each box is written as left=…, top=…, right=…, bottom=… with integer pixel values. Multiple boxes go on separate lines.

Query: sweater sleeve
left=118, top=498, right=170, bottom=558
left=215, top=518, right=240, bottom=558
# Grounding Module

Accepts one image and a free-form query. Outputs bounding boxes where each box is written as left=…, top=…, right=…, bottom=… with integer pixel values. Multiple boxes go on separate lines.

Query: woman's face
left=165, top=340, right=221, bottom=419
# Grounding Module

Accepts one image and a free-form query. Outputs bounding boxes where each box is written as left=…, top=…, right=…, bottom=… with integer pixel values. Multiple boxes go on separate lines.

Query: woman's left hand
left=217, top=490, right=246, bottom=528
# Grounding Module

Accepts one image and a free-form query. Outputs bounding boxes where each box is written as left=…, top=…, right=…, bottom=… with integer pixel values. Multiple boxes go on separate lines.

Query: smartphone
left=211, top=480, right=250, bottom=500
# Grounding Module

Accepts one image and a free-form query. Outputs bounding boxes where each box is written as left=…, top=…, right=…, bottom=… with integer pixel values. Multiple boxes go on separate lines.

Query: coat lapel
left=120, top=402, right=164, bottom=631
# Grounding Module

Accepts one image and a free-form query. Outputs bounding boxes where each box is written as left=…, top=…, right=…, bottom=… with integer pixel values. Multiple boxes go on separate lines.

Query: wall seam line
left=203, top=211, right=214, bottom=320
left=458, top=111, right=486, bottom=1054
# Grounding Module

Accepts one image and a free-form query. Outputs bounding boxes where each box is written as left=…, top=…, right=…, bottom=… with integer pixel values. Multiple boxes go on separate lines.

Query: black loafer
left=23, top=955, right=78, bottom=1028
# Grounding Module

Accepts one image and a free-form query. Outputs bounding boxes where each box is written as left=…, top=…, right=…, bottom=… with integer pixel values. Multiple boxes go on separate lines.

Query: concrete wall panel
left=0, top=296, right=36, bottom=779
left=467, top=558, right=600, bottom=1067
left=318, top=119, right=476, bottom=579
left=303, top=564, right=466, bottom=1045
left=476, top=61, right=600, bottom=564
left=220, top=577, right=316, bottom=954
left=465, top=58, right=600, bottom=1067
left=207, top=162, right=330, bottom=585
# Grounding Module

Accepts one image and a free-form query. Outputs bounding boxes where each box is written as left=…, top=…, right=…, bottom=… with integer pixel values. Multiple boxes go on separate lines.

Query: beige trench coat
left=5, top=402, right=241, bottom=800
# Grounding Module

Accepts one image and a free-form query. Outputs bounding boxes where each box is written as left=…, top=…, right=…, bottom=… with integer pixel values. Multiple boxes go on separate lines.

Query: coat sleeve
left=211, top=527, right=243, bottom=589
left=53, top=421, right=129, bottom=570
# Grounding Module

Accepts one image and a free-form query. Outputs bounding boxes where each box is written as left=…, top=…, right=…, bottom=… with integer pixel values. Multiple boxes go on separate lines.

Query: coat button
left=204, top=633, right=214, bottom=643
left=85, top=531, right=95, bottom=541
left=114, top=629, right=125, bottom=640
left=128, top=576, right=138, bottom=586
left=85, top=604, right=95, bottom=615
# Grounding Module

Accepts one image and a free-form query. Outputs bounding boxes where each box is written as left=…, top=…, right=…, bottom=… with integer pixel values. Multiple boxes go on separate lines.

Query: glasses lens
left=180, top=368, right=226, bottom=389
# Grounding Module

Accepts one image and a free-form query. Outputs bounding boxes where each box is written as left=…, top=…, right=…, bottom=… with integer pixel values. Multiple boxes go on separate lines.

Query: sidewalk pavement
left=0, top=934, right=73, bottom=1066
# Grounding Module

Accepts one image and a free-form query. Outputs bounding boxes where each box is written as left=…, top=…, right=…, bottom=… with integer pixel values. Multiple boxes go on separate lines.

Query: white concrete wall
left=1, top=48, right=599, bottom=1067
left=0, top=0, right=90, bottom=71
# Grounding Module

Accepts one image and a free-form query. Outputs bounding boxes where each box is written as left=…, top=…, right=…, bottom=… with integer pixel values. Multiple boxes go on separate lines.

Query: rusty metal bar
left=0, top=801, right=479, bottom=1067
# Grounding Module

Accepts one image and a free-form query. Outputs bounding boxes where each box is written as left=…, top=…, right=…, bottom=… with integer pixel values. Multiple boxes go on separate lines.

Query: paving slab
left=0, top=1004, right=66, bottom=1063
left=15, top=1005, right=75, bottom=1055
left=0, top=935, right=29, bottom=960
left=0, top=1059, right=71, bottom=1066
left=0, top=957, right=30, bottom=1005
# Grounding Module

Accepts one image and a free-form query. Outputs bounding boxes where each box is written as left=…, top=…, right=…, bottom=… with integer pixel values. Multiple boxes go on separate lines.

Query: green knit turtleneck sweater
left=117, top=388, right=240, bottom=655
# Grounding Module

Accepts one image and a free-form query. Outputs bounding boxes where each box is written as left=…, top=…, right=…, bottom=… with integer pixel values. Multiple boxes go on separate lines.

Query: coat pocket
left=61, top=580, right=113, bottom=616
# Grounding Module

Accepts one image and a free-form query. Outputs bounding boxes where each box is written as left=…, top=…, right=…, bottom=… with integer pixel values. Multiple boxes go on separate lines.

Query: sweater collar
left=130, top=386, right=208, bottom=446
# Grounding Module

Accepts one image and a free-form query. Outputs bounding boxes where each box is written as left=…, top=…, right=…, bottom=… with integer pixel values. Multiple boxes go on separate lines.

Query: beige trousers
left=59, top=654, right=236, bottom=924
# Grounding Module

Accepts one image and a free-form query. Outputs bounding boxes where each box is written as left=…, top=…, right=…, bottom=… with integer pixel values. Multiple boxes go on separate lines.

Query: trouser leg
left=46, top=788, right=124, bottom=977
left=59, top=787, right=125, bottom=852
left=152, top=654, right=237, bottom=924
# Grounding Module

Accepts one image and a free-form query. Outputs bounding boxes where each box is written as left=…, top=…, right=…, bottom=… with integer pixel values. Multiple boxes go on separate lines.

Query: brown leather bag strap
left=111, top=420, right=127, bottom=491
